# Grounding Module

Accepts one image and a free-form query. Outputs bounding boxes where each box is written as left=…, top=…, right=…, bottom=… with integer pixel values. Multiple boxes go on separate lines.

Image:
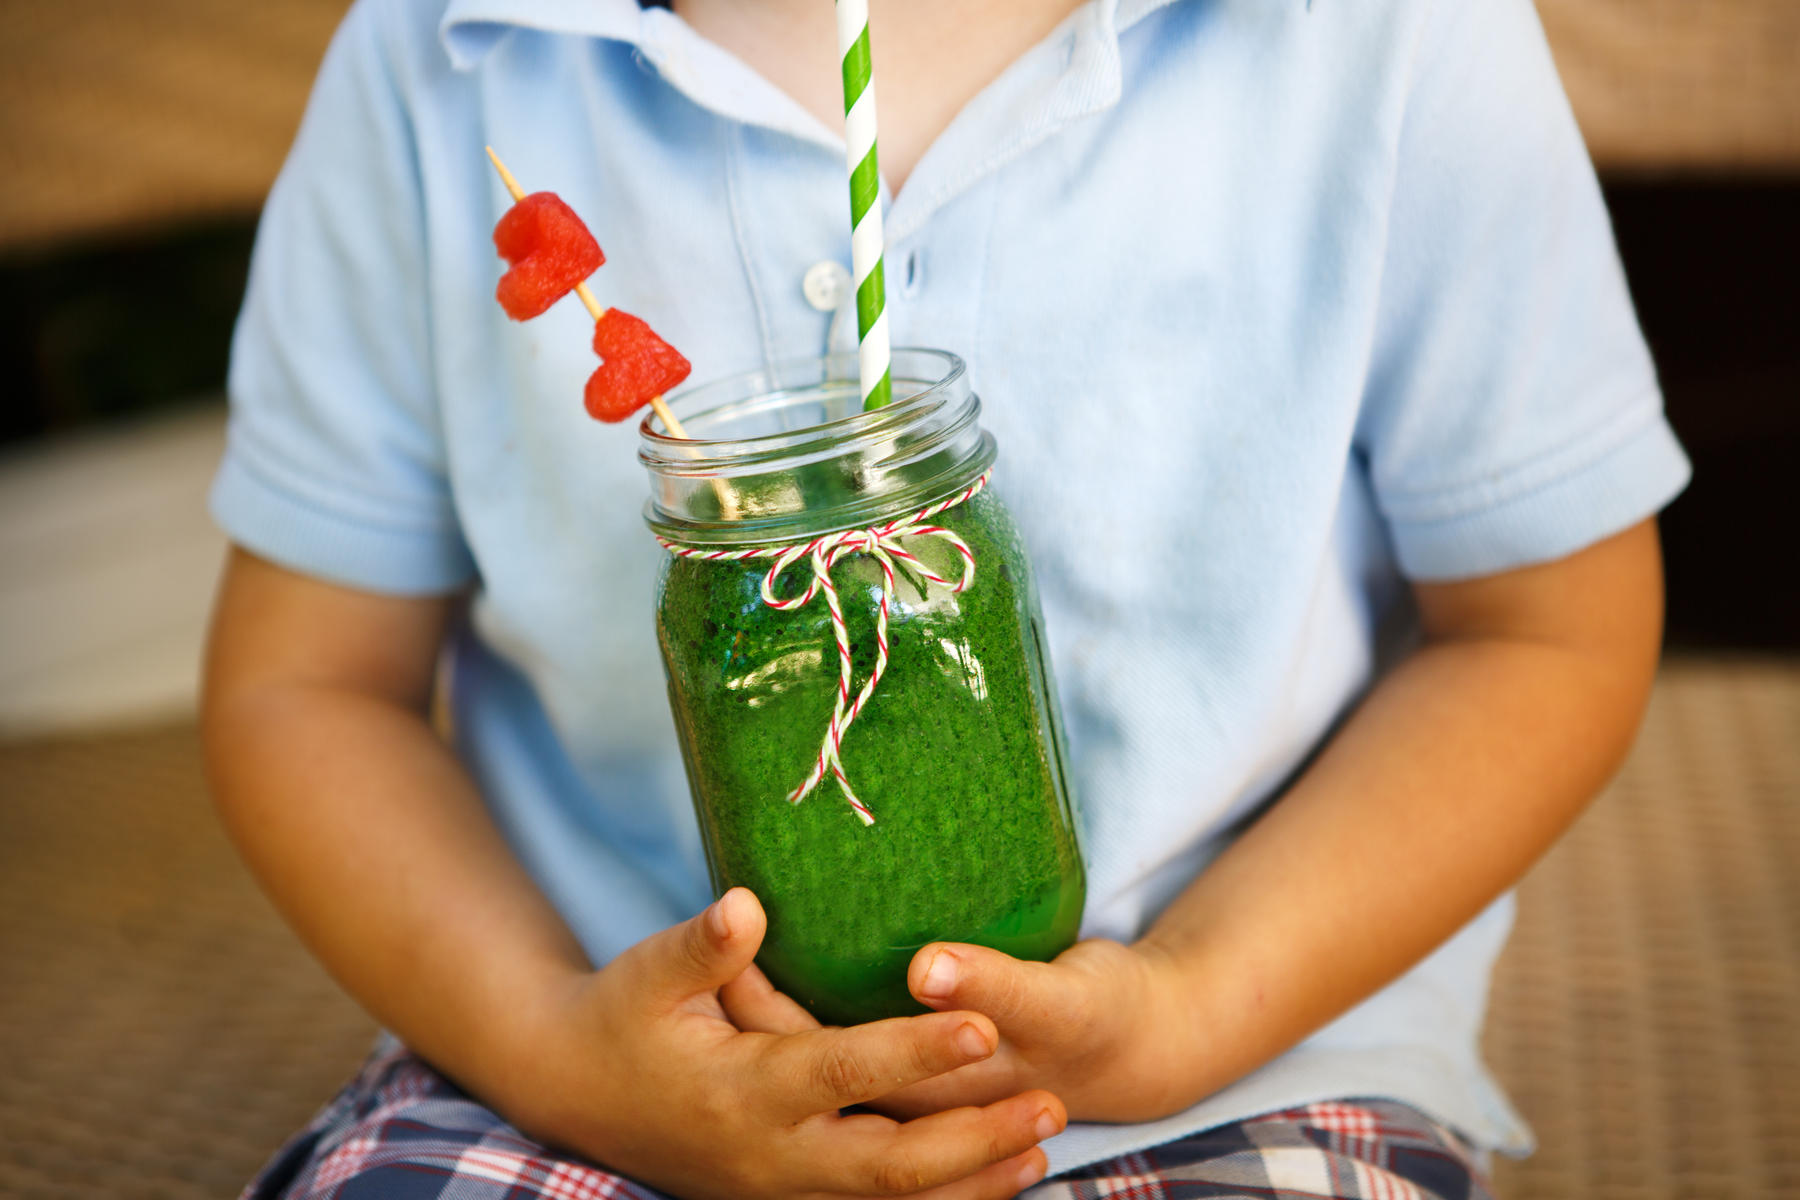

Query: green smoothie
left=655, top=486, right=1085, bottom=1025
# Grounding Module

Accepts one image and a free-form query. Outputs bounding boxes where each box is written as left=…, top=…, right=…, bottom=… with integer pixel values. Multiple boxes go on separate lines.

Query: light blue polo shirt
left=213, top=0, right=1690, bottom=1178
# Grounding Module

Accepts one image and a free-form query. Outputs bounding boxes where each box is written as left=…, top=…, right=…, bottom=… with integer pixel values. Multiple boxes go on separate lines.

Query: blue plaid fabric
left=1022, top=1100, right=1492, bottom=1200
left=243, top=1038, right=658, bottom=1200
left=246, top=1039, right=1491, bottom=1200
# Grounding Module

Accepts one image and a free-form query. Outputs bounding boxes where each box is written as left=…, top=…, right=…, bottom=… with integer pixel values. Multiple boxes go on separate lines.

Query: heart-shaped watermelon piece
left=585, top=309, right=692, bottom=423
left=493, top=192, right=604, bottom=321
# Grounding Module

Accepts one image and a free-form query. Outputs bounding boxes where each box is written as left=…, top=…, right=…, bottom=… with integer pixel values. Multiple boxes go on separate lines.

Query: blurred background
left=1, top=1, right=1796, bottom=1196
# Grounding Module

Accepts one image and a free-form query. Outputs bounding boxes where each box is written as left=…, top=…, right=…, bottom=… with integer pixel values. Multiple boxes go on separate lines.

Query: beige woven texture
left=1, top=656, right=1796, bottom=1197
left=0, top=0, right=351, bottom=250
left=3, top=0, right=1798, bottom=252
left=1536, top=0, right=1800, bottom=174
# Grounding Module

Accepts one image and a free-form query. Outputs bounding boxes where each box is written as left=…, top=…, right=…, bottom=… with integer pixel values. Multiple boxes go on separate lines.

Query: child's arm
left=726, top=518, right=1664, bottom=1122
left=202, top=547, right=1066, bottom=1198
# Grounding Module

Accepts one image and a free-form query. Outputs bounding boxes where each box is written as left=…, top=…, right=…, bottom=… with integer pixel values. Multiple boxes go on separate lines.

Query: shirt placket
left=445, top=0, right=1148, bottom=376
left=690, top=15, right=1135, bottom=379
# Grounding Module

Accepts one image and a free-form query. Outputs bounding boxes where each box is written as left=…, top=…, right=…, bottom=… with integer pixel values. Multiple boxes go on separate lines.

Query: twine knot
left=659, top=471, right=990, bottom=824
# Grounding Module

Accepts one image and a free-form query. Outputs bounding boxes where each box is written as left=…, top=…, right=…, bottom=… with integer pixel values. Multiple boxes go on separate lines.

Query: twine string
left=658, top=471, right=990, bottom=824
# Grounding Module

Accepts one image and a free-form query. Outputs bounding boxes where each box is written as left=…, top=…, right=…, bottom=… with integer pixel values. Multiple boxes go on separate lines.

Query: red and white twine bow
left=658, top=471, right=990, bottom=825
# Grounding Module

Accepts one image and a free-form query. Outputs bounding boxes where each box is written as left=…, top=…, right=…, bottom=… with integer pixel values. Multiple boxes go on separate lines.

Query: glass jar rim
left=638, top=348, right=965, bottom=470
left=639, top=348, right=995, bottom=545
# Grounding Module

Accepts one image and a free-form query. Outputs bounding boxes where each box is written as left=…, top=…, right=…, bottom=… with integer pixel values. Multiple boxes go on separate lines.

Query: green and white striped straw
left=835, top=0, right=892, bottom=410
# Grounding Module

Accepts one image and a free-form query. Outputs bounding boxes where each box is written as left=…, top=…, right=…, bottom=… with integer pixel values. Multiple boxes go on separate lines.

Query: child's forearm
left=202, top=550, right=590, bottom=1124
left=1135, top=521, right=1665, bottom=1109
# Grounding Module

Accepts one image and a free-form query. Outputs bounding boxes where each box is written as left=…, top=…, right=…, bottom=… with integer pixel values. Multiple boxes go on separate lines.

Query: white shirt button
left=802, top=260, right=852, bottom=312
left=901, top=248, right=922, bottom=297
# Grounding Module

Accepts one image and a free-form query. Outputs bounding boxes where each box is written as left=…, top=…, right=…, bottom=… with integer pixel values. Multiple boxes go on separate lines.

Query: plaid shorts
left=245, top=1038, right=1493, bottom=1200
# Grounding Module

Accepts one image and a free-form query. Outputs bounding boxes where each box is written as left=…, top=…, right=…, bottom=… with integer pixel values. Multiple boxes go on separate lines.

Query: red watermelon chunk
left=493, top=192, right=604, bottom=320
left=585, top=309, right=692, bottom=423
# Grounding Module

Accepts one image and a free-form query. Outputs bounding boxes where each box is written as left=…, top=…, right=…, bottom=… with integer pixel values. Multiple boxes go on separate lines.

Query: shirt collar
left=441, top=0, right=1183, bottom=62
left=1115, top=0, right=1185, bottom=32
left=441, top=0, right=1188, bottom=233
left=441, top=0, right=637, bottom=70
left=440, top=0, right=1184, bottom=113
left=441, top=0, right=838, bottom=147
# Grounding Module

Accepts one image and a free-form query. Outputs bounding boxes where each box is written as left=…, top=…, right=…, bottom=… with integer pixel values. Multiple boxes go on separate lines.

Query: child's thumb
left=642, top=887, right=766, bottom=1002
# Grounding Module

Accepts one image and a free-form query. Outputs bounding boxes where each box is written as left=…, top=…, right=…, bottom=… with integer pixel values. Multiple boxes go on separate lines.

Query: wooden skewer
left=486, top=146, right=691, bottom=440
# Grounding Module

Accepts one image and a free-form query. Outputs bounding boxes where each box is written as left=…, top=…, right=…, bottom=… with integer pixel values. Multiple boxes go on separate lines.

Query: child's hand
left=723, top=937, right=1202, bottom=1124
left=513, top=888, right=1067, bottom=1200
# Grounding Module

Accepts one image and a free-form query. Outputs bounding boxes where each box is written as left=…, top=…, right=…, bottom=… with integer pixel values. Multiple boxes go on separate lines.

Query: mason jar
left=641, top=349, right=1084, bottom=1025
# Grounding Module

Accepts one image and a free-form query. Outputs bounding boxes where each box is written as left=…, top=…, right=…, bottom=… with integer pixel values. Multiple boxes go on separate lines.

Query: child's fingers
left=883, top=1147, right=1049, bottom=1200
left=759, top=1011, right=999, bottom=1119
left=620, top=887, right=765, bottom=1005
left=853, top=1054, right=1021, bottom=1122
left=720, top=963, right=821, bottom=1035
left=908, top=943, right=1069, bottom=1038
left=807, top=1090, right=1063, bottom=1197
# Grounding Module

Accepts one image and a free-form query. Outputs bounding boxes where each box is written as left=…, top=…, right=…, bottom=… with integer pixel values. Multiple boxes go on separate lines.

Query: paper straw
left=835, top=0, right=893, bottom=410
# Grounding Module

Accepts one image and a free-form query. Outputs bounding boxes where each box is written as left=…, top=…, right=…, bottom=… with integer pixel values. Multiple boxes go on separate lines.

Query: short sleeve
left=1354, top=0, right=1690, bottom=581
left=211, top=0, right=476, bottom=595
